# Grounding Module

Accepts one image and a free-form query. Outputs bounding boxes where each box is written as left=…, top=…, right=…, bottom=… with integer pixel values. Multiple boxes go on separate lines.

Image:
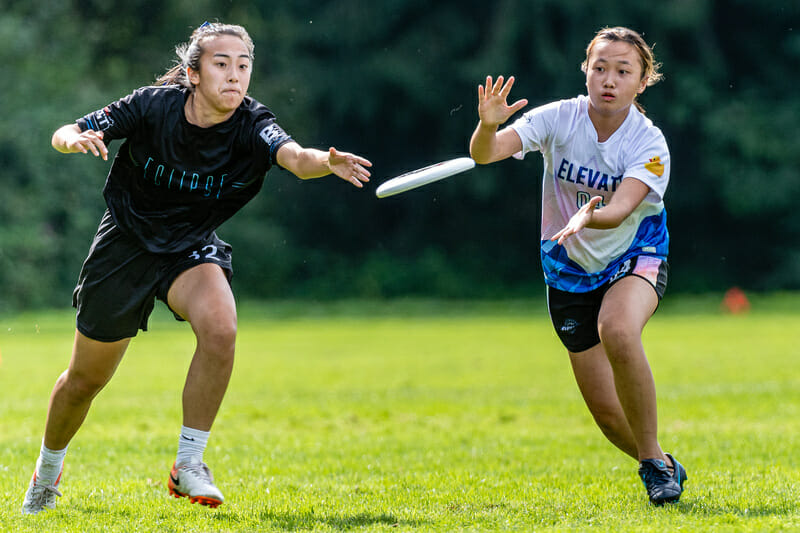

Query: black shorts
left=73, top=211, right=233, bottom=342
left=546, top=255, right=669, bottom=353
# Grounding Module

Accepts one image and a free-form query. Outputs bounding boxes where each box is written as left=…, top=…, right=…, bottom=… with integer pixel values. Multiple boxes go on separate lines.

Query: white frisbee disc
left=376, top=157, right=476, bottom=198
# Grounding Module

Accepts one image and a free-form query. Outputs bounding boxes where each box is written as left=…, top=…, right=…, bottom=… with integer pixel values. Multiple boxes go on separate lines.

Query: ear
left=637, top=76, right=648, bottom=95
left=187, top=66, right=200, bottom=87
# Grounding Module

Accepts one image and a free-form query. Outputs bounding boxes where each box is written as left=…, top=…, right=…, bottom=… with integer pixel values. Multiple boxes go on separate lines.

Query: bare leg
left=597, top=276, right=667, bottom=463
left=167, top=263, right=237, bottom=431
left=569, top=343, right=638, bottom=459
left=44, top=332, right=130, bottom=450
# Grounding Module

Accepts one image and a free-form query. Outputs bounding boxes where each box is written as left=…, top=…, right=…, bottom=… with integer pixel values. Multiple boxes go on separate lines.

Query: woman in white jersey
left=469, top=27, right=687, bottom=505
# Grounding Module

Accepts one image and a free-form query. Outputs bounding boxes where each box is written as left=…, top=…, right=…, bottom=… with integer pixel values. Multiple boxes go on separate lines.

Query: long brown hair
left=155, top=22, right=255, bottom=90
left=581, top=27, right=663, bottom=113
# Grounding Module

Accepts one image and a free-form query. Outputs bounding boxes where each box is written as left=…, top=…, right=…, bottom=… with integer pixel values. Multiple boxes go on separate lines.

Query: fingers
left=73, top=130, right=108, bottom=160
left=492, top=75, right=505, bottom=94
left=552, top=197, right=603, bottom=244
left=587, top=196, right=603, bottom=210
left=509, top=98, right=529, bottom=113
left=551, top=227, right=571, bottom=245
left=480, top=75, right=523, bottom=104
left=345, top=164, right=370, bottom=187
left=328, top=146, right=371, bottom=187
left=499, top=75, right=514, bottom=97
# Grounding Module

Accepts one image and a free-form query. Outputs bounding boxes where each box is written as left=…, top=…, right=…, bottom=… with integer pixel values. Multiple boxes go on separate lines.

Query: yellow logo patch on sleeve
left=644, top=156, right=665, bottom=177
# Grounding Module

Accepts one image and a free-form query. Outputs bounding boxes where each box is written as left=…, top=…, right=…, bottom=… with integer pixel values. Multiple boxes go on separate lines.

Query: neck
left=184, top=92, right=235, bottom=128
left=587, top=104, right=630, bottom=143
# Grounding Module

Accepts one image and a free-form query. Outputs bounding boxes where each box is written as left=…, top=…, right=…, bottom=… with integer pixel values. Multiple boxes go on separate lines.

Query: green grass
left=1, top=294, right=798, bottom=532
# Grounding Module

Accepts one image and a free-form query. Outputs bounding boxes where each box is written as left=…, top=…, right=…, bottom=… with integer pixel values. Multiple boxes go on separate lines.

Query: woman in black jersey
left=22, top=22, right=371, bottom=514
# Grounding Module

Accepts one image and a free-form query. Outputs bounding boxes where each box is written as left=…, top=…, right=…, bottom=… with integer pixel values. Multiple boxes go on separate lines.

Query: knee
left=597, top=319, right=640, bottom=357
left=196, top=316, right=237, bottom=360
left=57, top=369, right=108, bottom=402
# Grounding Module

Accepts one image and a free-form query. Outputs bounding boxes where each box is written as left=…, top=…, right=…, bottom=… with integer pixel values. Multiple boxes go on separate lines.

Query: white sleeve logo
left=259, top=123, right=285, bottom=146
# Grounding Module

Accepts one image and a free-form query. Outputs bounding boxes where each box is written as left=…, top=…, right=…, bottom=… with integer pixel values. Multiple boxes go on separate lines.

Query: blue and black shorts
left=546, top=255, right=668, bottom=353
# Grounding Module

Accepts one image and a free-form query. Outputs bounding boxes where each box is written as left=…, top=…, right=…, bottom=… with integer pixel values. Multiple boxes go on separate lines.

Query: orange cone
left=722, top=287, right=750, bottom=314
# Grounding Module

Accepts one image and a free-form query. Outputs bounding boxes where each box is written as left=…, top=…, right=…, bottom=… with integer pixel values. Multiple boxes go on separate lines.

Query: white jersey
left=510, top=94, right=670, bottom=293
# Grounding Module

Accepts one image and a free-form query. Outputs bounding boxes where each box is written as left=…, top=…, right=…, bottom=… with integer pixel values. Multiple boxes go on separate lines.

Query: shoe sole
left=169, top=486, right=223, bottom=508
left=650, top=492, right=681, bottom=506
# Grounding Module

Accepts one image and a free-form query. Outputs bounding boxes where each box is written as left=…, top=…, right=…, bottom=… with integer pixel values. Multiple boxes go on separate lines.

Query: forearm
left=585, top=205, right=630, bottom=229
left=585, top=178, right=652, bottom=229
left=469, top=122, right=500, bottom=164
left=285, top=147, right=332, bottom=180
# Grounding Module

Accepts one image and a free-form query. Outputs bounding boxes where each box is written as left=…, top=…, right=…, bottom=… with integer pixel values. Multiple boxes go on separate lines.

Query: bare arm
left=469, top=75, right=528, bottom=164
left=551, top=178, right=652, bottom=245
left=51, top=124, right=108, bottom=161
left=276, top=142, right=371, bottom=187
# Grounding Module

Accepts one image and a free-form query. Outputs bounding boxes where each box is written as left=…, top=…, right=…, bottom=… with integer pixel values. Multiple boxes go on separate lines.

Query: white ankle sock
left=176, top=426, right=209, bottom=467
left=36, top=442, right=67, bottom=485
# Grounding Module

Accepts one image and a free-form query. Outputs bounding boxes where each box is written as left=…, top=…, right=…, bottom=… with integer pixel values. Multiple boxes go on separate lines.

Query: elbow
left=469, top=147, right=493, bottom=166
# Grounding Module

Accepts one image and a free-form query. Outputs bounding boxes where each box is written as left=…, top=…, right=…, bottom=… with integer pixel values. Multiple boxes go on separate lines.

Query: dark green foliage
left=0, top=0, right=797, bottom=309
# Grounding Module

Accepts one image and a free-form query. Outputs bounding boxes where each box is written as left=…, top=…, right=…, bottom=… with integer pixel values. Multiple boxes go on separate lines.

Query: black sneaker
left=665, top=453, right=687, bottom=491
left=638, top=457, right=683, bottom=505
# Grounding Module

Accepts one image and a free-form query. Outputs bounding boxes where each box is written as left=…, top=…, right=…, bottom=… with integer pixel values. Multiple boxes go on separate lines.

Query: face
left=585, top=40, right=648, bottom=119
left=188, top=34, right=252, bottom=116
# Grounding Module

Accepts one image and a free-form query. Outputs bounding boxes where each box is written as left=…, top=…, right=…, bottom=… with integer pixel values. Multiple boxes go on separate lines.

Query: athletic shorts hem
left=610, top=272, right=662, bottom=302
left=76, top=320, right=139, bottom=343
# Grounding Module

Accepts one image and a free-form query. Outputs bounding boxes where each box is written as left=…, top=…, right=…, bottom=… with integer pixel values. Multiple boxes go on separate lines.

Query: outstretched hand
left=66, top=129, right=108, bottom=160
left=327, top=147, right=372, bottom=188
left=477, top=75, right=529, bottom=128
left=551, top=196, right=603, bottom=245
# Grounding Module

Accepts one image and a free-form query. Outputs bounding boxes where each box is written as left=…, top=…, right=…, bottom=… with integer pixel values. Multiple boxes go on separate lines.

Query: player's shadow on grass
left=256, top=509, right=422, bottom=530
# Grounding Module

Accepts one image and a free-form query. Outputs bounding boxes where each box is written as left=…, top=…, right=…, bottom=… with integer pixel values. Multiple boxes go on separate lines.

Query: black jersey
left=77, top=85, right=293, bottom=253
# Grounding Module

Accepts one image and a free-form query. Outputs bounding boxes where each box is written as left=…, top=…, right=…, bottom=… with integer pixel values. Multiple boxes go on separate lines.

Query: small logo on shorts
left=560, top=319, right=579, bottom=335
left=610, top=259, right=633, bottom=283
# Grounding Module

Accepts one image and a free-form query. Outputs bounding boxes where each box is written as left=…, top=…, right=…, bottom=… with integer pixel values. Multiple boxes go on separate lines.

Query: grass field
left=1, top=294, right=798, bottom=532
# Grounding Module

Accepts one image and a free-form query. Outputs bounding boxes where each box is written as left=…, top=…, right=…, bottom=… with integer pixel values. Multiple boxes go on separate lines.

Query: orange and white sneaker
left=168, top=458, right=224, bottom=508
left=21, top=470, right=63, bottom=515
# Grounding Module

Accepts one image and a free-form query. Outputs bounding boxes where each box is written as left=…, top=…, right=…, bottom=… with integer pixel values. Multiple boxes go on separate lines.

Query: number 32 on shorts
left=188, top=244, right=219, bottom=261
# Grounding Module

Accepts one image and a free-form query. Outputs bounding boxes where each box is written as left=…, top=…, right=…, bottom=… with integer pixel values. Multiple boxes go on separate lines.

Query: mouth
left=601, top=92, right=616, bottom=101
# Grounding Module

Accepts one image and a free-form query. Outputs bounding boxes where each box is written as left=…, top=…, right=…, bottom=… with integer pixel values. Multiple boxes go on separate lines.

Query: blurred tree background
left=0, top=0, right=798, bottom=311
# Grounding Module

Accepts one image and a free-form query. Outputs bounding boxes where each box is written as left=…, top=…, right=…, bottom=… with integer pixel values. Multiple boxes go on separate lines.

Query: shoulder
left=128, top=84, right=186, bottom=102
left=627, top=107, right=665, bottom=140
left=522, top=95, right=582, bottom=121
left=114, top=85, right=186, bottom=116
left=239, top=96, right=278, bottom=122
